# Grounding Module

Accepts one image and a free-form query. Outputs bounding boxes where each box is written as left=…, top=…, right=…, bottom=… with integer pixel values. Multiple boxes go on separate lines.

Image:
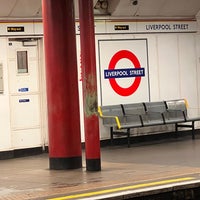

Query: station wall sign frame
left=98, top=39, right=150, bottom=106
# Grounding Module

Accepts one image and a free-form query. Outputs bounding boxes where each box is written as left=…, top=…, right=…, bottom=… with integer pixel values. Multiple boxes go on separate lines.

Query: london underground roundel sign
left=104, top=50, right=145, bottom=96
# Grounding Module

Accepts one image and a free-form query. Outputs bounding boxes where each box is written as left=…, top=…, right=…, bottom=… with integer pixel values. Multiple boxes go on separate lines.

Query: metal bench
left=98, top=99, right=200, bottom=147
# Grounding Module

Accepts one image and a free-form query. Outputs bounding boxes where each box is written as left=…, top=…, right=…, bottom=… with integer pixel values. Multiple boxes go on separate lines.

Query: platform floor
left=1, top=134, right=200, bottom=200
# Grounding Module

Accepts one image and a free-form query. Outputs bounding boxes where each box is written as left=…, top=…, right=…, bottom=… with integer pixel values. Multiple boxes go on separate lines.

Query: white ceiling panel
left=0, top=0, right=17, bottom=16
left=159, top=0, right=200, bottom=17
left=109, top=0, right=200, bottom=18
left=135, top=0, right=167, bottom=17
left=9, top=0, right=41, bottom=17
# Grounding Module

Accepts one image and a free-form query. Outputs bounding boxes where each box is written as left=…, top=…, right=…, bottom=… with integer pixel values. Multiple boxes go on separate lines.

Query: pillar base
left=86, top=158, right=101, bottom=171
left=49, top=157, right=82, bottom=170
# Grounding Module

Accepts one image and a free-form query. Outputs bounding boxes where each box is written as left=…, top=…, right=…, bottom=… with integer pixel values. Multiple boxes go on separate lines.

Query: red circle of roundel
left=108, top=50, right=141, bottom=96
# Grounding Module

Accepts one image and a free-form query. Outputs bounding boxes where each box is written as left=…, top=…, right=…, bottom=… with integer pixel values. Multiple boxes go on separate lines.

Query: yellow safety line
left=48, top=177, right=195, bottom=200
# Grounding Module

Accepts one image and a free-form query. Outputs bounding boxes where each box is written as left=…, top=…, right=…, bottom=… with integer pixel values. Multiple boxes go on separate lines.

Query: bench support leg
left=176, top=122, right=196, bottom=140
left=175, top=123, right=178, bottom=138
left=192, top=121, right=195, bottom=140
left=127, top=128, right=131, bottom=148
left=110, top=127, right=114, bottom=146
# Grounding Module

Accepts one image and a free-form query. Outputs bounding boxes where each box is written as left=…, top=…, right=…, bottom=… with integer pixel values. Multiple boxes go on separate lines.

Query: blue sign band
left=104, top=68, right=145, bottom=79
left=19, top=99, right=30, bottom=103
left=18, top=88, right=29, bottom=92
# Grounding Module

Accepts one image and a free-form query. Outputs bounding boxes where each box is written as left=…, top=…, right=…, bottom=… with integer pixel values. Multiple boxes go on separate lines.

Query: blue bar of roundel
left=104, top=68, right=145, bottom=79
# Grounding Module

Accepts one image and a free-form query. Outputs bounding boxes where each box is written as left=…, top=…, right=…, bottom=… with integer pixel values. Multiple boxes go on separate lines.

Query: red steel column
left=42, top=0, right=82, bottom=169
left=78, top=0, right=101, bottom=171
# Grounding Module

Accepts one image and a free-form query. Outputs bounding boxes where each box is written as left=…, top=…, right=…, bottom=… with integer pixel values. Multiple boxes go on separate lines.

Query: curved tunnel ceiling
left=0, top=0, right=199, bottom=20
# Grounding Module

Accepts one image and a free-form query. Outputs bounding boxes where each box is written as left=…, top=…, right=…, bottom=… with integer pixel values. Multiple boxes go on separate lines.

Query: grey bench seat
left=121, top=103, right=167, bottom=126
left=163, top=110, right=186, bottom=123
left=120, top=115, right=142, bottom=128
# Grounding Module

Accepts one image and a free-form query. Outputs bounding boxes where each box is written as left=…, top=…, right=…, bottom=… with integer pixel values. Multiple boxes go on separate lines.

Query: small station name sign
left=137, top=21, right=197, bottom=33
left=145, top=23, right=189, bottom=31
left=114, top=25, right=129, bottom=30
left=7, top=26, right=25, bottom=32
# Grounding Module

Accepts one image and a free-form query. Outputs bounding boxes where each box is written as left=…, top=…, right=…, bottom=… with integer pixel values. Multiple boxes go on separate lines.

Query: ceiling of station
left=0, top=0, right=200, bottom=20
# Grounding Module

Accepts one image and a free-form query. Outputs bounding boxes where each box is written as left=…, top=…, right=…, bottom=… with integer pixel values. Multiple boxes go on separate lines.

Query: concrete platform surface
left=1, top=134, right=200, bottom=199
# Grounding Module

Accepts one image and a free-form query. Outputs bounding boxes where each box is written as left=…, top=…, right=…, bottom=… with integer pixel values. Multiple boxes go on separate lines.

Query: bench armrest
left=98, top=106, right=121, bottom=129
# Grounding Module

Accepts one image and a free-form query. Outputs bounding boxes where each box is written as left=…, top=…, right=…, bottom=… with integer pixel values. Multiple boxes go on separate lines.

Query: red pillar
left=78, top=0, right=101, bottom=171
left=42, top=0, right=82, bottom=169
